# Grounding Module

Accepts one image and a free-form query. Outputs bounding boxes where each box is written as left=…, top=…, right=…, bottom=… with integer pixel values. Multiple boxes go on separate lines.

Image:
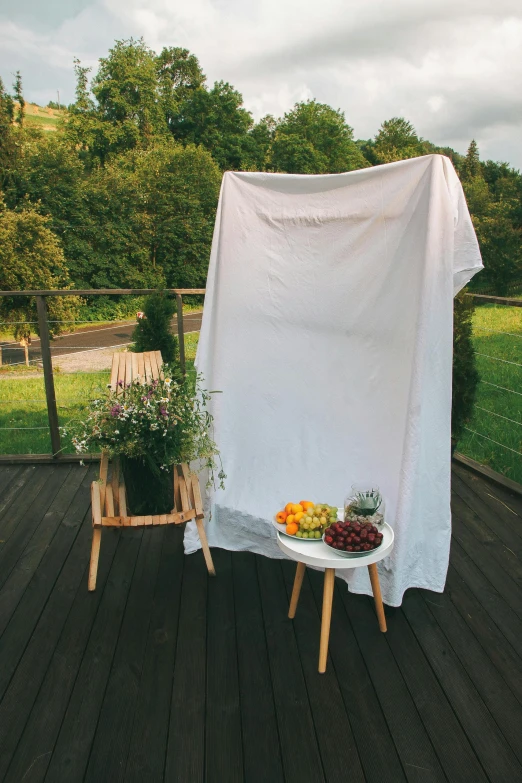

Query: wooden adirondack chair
left=88, top=350, right=215, bottom=591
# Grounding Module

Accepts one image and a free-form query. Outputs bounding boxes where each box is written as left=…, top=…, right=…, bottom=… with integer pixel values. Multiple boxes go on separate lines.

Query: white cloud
left=1, top=0, right=521, bottom=168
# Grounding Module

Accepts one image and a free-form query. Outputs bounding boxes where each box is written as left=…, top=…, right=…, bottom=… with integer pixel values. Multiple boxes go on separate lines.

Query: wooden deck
left=0, top=463, right=521, bottom=782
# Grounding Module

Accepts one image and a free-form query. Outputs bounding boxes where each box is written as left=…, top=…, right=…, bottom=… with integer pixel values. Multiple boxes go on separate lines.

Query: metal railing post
left=36, top=295, right=61, bottom=457
left=176, top=293, right=186, bottom=376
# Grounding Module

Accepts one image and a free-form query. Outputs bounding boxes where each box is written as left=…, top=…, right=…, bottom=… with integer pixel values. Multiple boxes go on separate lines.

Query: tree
left=67, top=40, right=167, bottom=163
left=0, top=206, right=79, bottom=338
left=461, top=141, right=522, bottom=295
left=92, top=38, right=165, bottom=143
left=157, top=46, right=205, bottom=126
left=132, top=290, right=178, bottom=364
left=268, top=101, right=368, bottom=173
left=241, top=114, right=276, bottom=171
left=270, top=133, right=327, bottom=174
left=373, top=117, right=424, bottom=163
left=13, top=71, right=25, bottom=127
left=58, top=139, right=221, bottom=290
left=0, top=77, right=15, bottom=196
left=463, top=139, right=481, bottom=181
left=168, top=81, right=253, bottom=170
left=452, top=291, right=479, bottom=447
left=132, top=140, right=222, bottom=287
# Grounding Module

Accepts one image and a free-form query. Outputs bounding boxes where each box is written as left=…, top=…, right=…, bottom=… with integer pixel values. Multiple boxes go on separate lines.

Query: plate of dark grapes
left=322, top=519, right=383, bottom=556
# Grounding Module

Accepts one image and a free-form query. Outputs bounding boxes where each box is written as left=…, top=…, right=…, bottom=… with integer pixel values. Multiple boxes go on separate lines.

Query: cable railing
left=0, top=289, right=204, bottom=460
left=0, top=289, right=520, bottom=488
left=458, top=295, right=522, bottom=485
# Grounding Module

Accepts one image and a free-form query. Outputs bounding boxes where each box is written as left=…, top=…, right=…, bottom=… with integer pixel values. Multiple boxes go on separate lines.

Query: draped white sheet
left=184, top=155, right=483, bottom=606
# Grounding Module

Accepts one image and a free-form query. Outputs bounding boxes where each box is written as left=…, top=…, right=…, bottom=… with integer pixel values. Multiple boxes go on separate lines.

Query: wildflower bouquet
left=65, top=366, right=224, bottom=514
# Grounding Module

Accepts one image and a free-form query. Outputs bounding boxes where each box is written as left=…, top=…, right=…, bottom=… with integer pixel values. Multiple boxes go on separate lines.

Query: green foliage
left=132, top=290, right=178, bottom=364
left=372, top=117, right=424, bottom=164
left=268, top=101, right=369, bottom=173
left=0, top=40, right=520, bottom=301
left=13, top=71, right=25, bottom=127
left=65, top=370, right=224, bottom=513
left=0, top=207, right=80, bottom=338
left=0, top=77, right=16, bottom=196
left=452, top=291, right=480, bottom=443
left=157, top=46, right=206, bottom=119
left=462, top=141, right=522, bottom=296
left=463, top=139, right=481, bottom=180
left=168, top=81, right=253, bottom=170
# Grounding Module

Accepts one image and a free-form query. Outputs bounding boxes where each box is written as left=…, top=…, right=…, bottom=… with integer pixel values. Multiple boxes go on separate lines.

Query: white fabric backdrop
left=185, top=154, right=483, bottom=606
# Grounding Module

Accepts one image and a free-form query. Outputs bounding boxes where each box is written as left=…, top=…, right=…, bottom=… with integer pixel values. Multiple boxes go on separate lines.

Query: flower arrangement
left=64, top=366, right=224, bottom=514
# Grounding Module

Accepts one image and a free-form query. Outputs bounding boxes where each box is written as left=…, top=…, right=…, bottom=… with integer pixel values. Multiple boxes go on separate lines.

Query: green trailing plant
left=64, top=368, right=225, bottom=513
left=132, top=290, right=178, bottom=363
left=452, top=291, right=480, bottom=447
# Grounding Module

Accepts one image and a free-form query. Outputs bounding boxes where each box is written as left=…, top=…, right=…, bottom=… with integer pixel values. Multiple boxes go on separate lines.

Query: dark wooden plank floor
left=0, top=463, right=521, bottom=783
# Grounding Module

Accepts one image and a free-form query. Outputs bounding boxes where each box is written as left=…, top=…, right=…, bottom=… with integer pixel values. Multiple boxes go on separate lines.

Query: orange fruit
left=276, top=511, right=287, bottom=524
left=286, top=514, right=295, bottom=525
left=301, top=500, right=314, bottom=511
left=286, top=523, right=298, bottom=535
left=292, top=503, right=304, bottom=514
left=285, top=502, right=294, bottom=514
left=294, top=511, right=304, bottom=523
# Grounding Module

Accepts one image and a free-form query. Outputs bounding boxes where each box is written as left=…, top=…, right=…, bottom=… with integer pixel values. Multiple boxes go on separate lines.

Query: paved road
left=0, top=311, right=203, bottom=366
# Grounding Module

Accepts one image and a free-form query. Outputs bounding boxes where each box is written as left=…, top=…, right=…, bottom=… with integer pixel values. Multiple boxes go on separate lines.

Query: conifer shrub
left=452, top=291, right=479, bottom=448
left=132, top=290, right=178, bottom=365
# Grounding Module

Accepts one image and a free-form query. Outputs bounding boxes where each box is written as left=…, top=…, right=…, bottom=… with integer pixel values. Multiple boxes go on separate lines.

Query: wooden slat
left=137, top=353, right=145, bottom=383
left=109, top=355, right=119, bottom=391
left=191, top=473, right=204, bottom=519
left=99, top=454, right=109, bottom=514
left=101, top=510, right=196, bottom=527
left=143, top=353, right=153, bottom=384
left=179, top=477, right=189, bottom=512
left=149, top=352, right=160, bottom=381
left=155, top=351, right=164, bottom=378
left=91, top=481, right=102, bottom=527
left=173, top=465, right=181, bottom=512
left=116, top=354, right=126, bottom=395
left=125, top=352, right=133, bottom=387
left=118, top=483, right=127, bottom=518
left=105, top=485, right=115, bottom=518
left=131, top=352, right=139, bottom=385
left=180, top=464, right=194, bottom=508
left=111, top=459, right=120, bottom=516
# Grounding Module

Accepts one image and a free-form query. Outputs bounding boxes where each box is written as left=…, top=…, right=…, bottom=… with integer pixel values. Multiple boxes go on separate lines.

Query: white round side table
left=276, top=522, right=394, bottom=673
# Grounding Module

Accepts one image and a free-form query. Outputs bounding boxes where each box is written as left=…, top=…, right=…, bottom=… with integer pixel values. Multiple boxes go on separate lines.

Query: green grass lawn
left=1, top=314, right=520, bottom=487
left=0, top=372, right=110, bottom=454
left=0, top=334, right=200, bottom=454
left=457, top=303, right=522, bottom=483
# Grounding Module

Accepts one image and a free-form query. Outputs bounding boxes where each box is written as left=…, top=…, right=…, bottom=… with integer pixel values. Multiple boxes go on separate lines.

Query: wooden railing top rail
left=465, top=293, right=522, bottom=307
left=0, top=290, right=519, bottom=305
left=0, top=288, right=206, bottom=297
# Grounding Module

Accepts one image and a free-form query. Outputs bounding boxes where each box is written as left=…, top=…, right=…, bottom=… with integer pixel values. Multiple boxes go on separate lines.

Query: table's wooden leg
left=288, top=562, right=306, bottom=619
left=319, top=568, right=335, bottom=673
left=368, top=563, right=387, bottom=632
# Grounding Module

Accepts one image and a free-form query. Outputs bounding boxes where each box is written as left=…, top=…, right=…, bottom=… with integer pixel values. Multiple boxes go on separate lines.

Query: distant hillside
left=15, top=102, right=66, bottom=132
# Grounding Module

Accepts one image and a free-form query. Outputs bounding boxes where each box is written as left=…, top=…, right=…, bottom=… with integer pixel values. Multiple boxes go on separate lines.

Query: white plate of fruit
left=322, top=519, right=384, bottom=556
left=273, top=501, right=340, bottom=541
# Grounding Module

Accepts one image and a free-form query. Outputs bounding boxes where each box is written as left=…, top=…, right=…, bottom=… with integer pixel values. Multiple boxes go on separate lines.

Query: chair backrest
left=109, top=350, right=163, bottom=395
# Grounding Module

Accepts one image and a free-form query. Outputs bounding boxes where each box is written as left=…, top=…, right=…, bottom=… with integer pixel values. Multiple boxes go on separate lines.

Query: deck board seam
left=3, top=501, right=96, bottom=780
left=417, top=590, right=522, bottom=768
left=83, top=526, right=146, bottom=779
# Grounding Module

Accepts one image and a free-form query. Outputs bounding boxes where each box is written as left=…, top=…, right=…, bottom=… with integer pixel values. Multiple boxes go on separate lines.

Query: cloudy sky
left=1, top=0, right=521, bottom=168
